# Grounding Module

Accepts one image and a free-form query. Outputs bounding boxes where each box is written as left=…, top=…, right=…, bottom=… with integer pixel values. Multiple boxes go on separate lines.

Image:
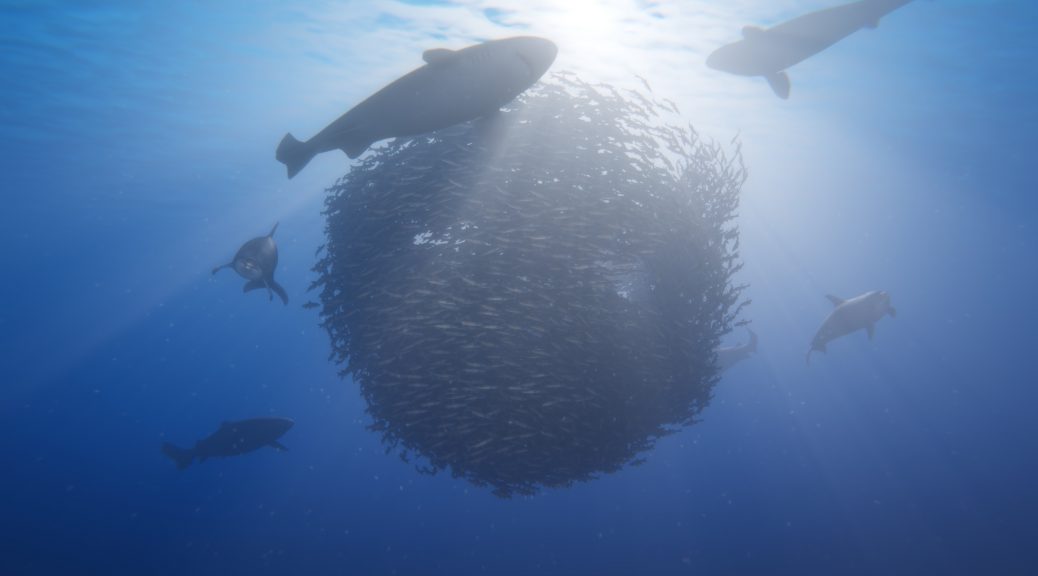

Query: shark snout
left=234, top=258, right=264, bottom=280
left=514, top=37, right=557, bottom=81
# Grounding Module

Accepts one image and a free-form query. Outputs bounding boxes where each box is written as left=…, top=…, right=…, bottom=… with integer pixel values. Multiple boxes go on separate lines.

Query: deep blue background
left=2, top=1, right=1036, bottom=575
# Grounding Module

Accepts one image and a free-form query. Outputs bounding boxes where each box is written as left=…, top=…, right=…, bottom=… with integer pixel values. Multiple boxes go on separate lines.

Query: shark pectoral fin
left=270, top=280, right=289, bottom=306
left=825, top=294, right=846, bottom=307
left=269, top=441, right=289, bottom=452
left=161, top=443, right=194, bottom=470
left=765, top=71, right=790, bottom=99
left=243, top=279, right=265, bottom=294
left=888, top=306, right=897, bottom=318
left=341, top=140, right=372, bottom=160
left=422, top=48, right=457, bottom=65
left=741, top=25, right=765, bottom=39
left=867, top=323, right=875, bottom=340
left=212, top=263, right=231, bottom=275
left=807, top=342, right=825, bottom=365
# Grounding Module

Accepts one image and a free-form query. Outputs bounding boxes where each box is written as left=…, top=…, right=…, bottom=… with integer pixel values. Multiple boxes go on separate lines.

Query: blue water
left=2, top=1, right=1036, bottom=574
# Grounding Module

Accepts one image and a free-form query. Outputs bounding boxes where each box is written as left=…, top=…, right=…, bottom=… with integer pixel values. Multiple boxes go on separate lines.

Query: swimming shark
left=212, top=222, right=288, bottom=305
left=807, top=290, right=896, bottom=364
left=716, top=329, right=758, bottom=372
left=706, top=0, right=914, bottom=98
left=161, top=417, right=295, bottom=470
left=276, top=36, right=558, bottom=178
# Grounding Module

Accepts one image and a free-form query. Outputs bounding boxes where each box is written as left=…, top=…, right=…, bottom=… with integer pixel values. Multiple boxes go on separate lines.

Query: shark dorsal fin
left=742, top=25, right=765, bottom=39
left=825, top=294, right=846, bottom=307
left=423, top=48, right=458, bottom=65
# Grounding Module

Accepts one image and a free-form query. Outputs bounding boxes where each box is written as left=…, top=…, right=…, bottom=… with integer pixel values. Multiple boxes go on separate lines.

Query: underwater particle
left=311, top=74, right=748, bottom=496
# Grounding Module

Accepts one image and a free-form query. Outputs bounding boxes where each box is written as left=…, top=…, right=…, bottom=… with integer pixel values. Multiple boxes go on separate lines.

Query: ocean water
left=2, top=1, right=1036, bottom=575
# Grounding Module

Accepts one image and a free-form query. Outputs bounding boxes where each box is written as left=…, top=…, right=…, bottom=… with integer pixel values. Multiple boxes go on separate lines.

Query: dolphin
left=161, top=417, right=295, bottom=470
left=706, top=0, right=914, bottom=99
left=716, top=329, right=758, bottom=372
left=807, top=290, right=896, bottom=364
left=276, top=35, right=558, bottom=178
left=212, top=222, right=288, bottom=305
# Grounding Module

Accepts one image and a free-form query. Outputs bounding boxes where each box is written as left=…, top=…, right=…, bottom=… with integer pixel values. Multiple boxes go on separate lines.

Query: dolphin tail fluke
left=161, top=442, right=194, bottom=470
left=270, top=280, right=289, bottom=306
left=276, top=133, right=315, bottom=179
left=765, top=71, right=790, bottom=99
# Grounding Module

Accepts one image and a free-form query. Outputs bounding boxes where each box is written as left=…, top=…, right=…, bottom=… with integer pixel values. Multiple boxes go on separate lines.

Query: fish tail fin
left=276, top=133, right=315, bottom=179
left=765, top=71, right=790, bottom=99
left=161, top=442, right=193, bottom=470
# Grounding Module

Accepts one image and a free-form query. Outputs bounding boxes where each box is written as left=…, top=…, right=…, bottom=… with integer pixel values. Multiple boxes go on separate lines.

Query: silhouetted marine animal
left=808, top=291, right=896, bottom=364
left=706, top=0, right=914, bottom=98
left=717, top=329, right=758, bottom=372
left=276, top=36, right=558, bottom=178
left=212, top=222, right=288, bottom=305
left=162, top=417, right=295, bottom=470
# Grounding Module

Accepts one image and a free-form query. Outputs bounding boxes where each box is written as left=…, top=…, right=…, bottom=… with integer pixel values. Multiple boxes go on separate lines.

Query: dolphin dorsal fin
left=742, top=25, right=765, bottom=38
left=423, top=48, right=457, bottom=65
left=825, top=294, right=845, bottom=307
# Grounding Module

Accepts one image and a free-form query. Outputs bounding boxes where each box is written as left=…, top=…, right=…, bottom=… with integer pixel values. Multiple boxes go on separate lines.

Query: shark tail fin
left=765, top=71, right=791, bottom=99
left=276, top=133, right=315, bottom=179
left=161, top=442, right=194, bottom=470
left=268, top=222, right=279, bottom=238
